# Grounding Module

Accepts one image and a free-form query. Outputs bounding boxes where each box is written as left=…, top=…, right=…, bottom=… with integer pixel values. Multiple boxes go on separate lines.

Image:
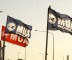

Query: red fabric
left=1, top=26, right=29, bottom=47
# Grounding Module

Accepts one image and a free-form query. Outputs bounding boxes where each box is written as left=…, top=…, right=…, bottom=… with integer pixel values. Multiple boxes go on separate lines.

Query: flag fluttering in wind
left=5, top=16, right=32, bottom=38
left=48, top=6, right=72, bottom=34
left=1, top=26, right=29, bottom=47
left=1, top=15, right=32, bottom=47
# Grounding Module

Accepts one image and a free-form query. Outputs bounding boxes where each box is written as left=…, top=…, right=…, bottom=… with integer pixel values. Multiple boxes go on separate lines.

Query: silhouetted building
left=67, top=55, right=69, bottom=60
left=18, top=58, right=23, bottom=60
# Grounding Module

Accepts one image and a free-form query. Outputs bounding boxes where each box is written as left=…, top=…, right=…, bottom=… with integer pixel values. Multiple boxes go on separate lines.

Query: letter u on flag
left=48, top=6, right=72, bottom=35
left=5, top=15, right=32, bottom=38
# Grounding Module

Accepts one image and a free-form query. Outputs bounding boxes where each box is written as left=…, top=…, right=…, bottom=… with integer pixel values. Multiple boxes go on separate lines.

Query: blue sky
left=0, top=0, right=72, bottom=60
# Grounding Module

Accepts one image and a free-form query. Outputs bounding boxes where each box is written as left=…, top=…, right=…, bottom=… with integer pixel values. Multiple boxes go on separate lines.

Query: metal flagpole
left=48, top=32, right=54, bottom=60
left=3, top=37, right=5, bottom=60
left=0, top=11, right=5, bottom=60
left=45, top=6, right=51, bottom=60
left=25, top=48, right=26, bottom=60
left=2, top=24, right=5, bottom=60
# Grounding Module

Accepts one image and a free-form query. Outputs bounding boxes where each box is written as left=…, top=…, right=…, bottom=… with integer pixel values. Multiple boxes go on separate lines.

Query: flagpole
left=25, top=48, right=26, bottom=60
left=0, top=11, right=3, bottom=60
left=45, top=6, right=51, bottom=60
left=48, top=32, right=54, bottom=60
left=3, top=37, right=5, bottom=60
left=0, top=11, right=5, bottom=60
left=3, top=26, right=5, bottom=60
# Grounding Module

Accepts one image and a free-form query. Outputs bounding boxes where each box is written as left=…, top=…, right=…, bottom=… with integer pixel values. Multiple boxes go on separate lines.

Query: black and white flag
left=48, top=6, right=72, bottom=34
left=5, top=15, right=32, bottom=38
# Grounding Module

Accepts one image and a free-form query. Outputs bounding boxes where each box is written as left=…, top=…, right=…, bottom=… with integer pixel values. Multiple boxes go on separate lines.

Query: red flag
left=1, top=26, right=29, bottom=47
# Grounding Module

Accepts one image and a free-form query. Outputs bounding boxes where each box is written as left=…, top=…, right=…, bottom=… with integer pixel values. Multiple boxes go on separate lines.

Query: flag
left=48, top=6, right=72, bottom=34
left=1, top=26, right=29, bottom=47
left=5, top=16, right=32, bottom=38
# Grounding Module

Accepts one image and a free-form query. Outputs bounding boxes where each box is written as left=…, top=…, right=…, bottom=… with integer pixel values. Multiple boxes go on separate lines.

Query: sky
left=0, top=0, right=72, bottom=60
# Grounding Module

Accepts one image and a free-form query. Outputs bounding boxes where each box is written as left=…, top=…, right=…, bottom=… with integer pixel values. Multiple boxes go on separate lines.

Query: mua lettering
left=10, top=34, right=28, bottom=45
